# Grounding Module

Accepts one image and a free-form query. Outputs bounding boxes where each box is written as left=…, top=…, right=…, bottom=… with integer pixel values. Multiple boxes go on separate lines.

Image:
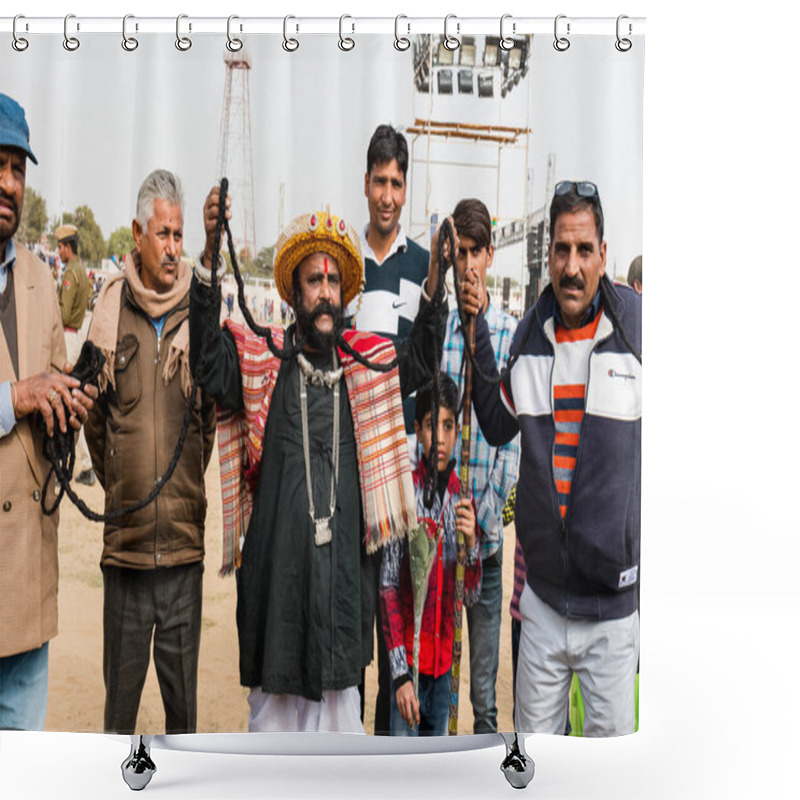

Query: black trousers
left=373, top=555, right=391, bottom=735
left=103, top=562, right=203, bottom=734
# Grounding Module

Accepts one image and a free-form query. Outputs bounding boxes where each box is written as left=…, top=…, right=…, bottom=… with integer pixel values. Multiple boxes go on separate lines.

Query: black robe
left=235, top=349, right=372, bottom=700
left=188, top=277, right=446, bottom=700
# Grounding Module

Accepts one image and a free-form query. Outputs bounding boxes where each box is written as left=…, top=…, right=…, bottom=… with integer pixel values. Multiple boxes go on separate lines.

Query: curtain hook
left=121, top=14, right=138, bottom=51
left=338, top=14, right=355, bottom=51
left=443, top=13, right=460, bottom=51
left=176, top=14, right=192, bottom=51
left=615, top=15, right=632, bottom=52
left=553, top=14, right=570, bottom=52
left=12, top=15, right=29, bottom=52
left=394, top=15, right=410, bottom=51
left=283, top=15, right=299, bottom=52
left=63, top=13, right=80, bottom=52
left=227, top=15, right=243, bottom=52
left=500, top=14, right=515, bottom=51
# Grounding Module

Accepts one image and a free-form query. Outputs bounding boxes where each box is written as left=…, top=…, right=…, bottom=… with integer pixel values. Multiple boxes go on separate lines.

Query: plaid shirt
left=441, top=301, right=520, bottom=559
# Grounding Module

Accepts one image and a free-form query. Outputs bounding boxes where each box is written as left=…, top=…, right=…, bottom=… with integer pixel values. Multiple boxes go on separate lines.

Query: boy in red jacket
left=380, top=374, right=481, bottom=735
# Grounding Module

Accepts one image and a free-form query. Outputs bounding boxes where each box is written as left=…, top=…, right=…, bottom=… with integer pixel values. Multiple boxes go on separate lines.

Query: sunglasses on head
left=554, top=181, right=599, bottom=199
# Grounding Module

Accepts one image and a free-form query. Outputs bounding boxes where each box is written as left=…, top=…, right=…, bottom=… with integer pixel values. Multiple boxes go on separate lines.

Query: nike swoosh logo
left=392, top=301, right=407, bottom=309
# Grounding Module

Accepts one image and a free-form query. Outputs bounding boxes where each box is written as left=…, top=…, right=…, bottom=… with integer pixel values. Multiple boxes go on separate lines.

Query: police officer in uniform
left=55, top=223, right=94, bottom=484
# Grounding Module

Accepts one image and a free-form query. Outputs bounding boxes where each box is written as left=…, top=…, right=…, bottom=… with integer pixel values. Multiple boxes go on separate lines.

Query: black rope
left=220, top=195, right=454, bottom=508
left=217, top=176, right=456, bottom=376
left=419, top=221, right=455, bottom=508
left=43, top=381, right=202, bottom=522
left=45, top=178, right=243, bottom=523
left=215, top=179, right=303, bottom=362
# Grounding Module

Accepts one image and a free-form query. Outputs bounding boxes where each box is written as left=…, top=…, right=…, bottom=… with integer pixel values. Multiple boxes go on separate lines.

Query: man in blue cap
left=0, top=93, right=96, bottom=730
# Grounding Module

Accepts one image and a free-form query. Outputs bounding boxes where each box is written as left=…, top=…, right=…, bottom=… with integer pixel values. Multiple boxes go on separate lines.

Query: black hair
left=62, top=236, right=79, bottom=256
left=627, top=254, right=642, bottom=287
left=549, top=185, right=604, bottom=245
left=366, top=124, right=409, bottom=179
left=452, top=198, right=492, bottom=251
left=415, top=372, right=459, bottom=425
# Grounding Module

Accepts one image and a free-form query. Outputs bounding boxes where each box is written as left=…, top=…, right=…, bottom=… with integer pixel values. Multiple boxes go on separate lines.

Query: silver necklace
left=299, top=350, right=340, bottom=546
left=297, top=351, right=343, bottom=388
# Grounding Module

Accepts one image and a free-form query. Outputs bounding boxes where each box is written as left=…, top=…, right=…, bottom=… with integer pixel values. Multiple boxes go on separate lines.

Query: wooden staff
left=448, top=305, right=476, bottom=735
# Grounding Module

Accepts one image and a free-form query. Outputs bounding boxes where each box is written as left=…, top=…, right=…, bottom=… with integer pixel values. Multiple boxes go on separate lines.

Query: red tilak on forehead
left=324, top=256, right=328, bottom=275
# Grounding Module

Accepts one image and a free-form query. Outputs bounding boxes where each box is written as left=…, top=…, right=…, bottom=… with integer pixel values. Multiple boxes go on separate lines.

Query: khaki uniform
left=58, top=255, right=93, bottom=472
left=58, top=255, right=91, bottom=331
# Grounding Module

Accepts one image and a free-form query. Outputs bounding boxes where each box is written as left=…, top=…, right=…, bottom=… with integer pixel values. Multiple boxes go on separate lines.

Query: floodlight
left=461, top=37, right=476, bottom=66
left=484, top=36, right=500, bottom=66
left=478, top=73, right=494, bottom=98
left=437, top=39, right=455, bottom=66
left=458, top=69, right=473, bottom=94
left=438, top=69, right=453, bottom=94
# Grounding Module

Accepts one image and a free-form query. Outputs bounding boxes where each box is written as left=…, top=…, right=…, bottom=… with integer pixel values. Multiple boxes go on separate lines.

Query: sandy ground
left=45, top=299, right=516, bottom=735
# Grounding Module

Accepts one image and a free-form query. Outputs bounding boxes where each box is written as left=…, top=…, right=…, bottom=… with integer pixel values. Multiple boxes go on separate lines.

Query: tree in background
left=17, top=187, right=48, bottom=245
left=243, top=245, right=275, bottom=280
left=107, top=226, right=135, bottom=264
left=62, top=205, right=106, bottom=266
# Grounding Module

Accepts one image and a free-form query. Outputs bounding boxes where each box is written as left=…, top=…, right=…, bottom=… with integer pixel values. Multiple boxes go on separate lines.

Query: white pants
left=64, top=329, right=92, bottom=474
left=247, top=686, right=365, bottom=734
left=515, top=582, right=639, bottom=737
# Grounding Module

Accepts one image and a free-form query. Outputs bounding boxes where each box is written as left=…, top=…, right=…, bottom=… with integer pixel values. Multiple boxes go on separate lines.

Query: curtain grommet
left=553, top=14, right=570, bottom=52
left=338, top=14, right=355, bottom=51
left=615, top=15, right=632, bottom=52
left=121, top=14, right=138, bottom=51
left=443, top=13, right=460, bottom=51
left=12, top=15, right=29, bottom=52
left=500, top=14, right=515, bottom=51
left=63, top=13, right=80, bottom=52
left=394, top=15, right=410, bottom=51
left=283, top=15, right=299, bottom=52
left=176, top=14, right=192, bottom=51
left=226, top=15, right=243, bottom=52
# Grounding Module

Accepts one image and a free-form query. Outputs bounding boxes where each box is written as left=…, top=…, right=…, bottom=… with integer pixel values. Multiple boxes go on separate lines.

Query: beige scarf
left=89, top=250, right=193, bottom=398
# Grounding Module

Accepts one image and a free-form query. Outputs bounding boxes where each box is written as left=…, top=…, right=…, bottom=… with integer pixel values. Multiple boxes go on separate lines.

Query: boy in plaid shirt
left=436, top=199, right=520, bottom=733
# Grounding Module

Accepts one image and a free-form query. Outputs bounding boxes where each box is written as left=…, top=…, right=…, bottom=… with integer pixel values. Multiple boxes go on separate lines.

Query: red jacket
left=380, top=460, right=481, bottom=681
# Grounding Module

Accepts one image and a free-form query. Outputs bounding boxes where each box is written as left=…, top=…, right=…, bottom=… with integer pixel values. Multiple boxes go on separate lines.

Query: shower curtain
left=0, top=14, right=643, bottom=751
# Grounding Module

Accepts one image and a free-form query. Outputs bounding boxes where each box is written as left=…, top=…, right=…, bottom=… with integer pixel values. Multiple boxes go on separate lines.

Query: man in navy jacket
left=462, top=181, right=641, bottom=737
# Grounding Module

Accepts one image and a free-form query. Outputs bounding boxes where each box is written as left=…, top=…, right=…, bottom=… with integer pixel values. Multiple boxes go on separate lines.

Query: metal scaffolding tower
left=217, top=48, right=257, bottom=262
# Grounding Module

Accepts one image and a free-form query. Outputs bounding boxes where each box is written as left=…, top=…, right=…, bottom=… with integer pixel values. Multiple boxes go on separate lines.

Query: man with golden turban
left=189, top=187, right=443, bottom=733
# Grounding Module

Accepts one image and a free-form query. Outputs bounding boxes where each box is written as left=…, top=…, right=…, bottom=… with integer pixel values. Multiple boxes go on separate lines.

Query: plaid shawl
left=216, top=322, right=417, bottom=575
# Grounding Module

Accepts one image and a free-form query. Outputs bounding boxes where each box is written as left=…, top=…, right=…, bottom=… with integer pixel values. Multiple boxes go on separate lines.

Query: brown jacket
left=0, top=242, right=66, bottom=658
left=85, top=282, right=215, bottom=569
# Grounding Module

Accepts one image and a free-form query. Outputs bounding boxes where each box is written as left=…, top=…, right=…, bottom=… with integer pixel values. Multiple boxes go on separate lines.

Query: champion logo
left=608, top=368, right=636, bottom=381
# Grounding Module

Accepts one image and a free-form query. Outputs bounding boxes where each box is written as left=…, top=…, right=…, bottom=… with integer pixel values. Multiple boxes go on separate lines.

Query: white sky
left=1, top=29, right=643, bottom=282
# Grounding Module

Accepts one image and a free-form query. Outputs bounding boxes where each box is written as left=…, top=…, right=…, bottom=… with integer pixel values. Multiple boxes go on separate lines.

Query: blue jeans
left=390, top=670, right=452, bottom=736
left=0, top=642, right=49, bottom=730
left=466, top=542, right=503, bottom=733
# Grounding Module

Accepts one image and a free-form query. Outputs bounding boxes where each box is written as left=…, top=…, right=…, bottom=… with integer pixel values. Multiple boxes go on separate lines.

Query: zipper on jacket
left=545, top=333, right=571, bottom=616
left=565, top=319, right=615, bottom=520
left=152, top=318, right=161, bottom=565
left=557, top=315, right=617, bottom=613
left=150, top=304, right=181, bottom=564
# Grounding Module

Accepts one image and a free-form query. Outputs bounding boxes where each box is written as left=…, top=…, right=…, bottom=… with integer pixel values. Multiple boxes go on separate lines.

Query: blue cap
left=0, top=94, right=38, bottom=165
